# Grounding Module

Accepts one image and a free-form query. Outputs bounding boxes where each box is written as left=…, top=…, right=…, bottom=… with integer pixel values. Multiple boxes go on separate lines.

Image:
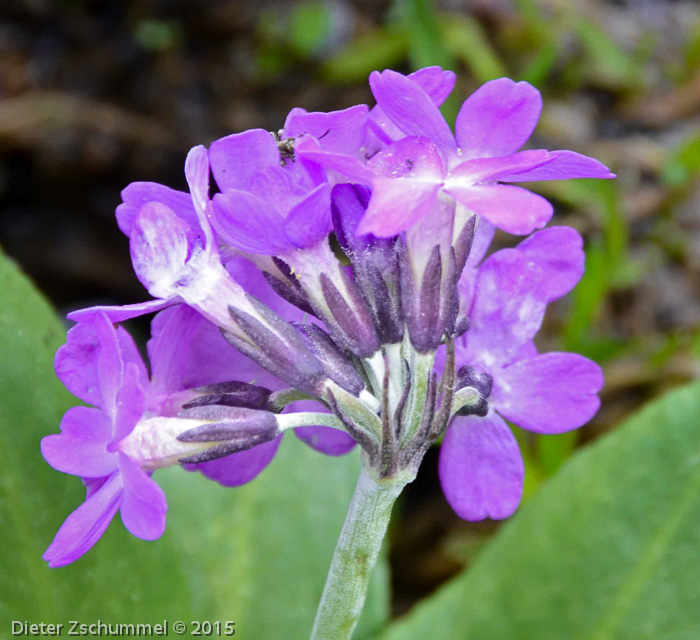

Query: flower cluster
left=43, top=66, right=611, bottom=566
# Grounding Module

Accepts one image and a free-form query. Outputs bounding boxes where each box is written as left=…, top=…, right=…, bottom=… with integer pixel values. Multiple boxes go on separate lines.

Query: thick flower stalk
left=42, top=66, right=613, bottom=639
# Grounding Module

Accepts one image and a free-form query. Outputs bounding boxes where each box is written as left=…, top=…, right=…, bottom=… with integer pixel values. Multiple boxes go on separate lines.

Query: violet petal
left=514, top=226, right=585, bottom=301
left=494, top=353, right=604, bottom=434
left=43, top=472, right=122, bottom=567
left=443, top=184, right=553, bottom=235
left=187, top=434, right=282, bottom=487
left=211, top=190, right=289, bottom=255
left=118, top=453, right=167, bottom=540
left=369, top=69, right=456, bottom=153
left=41, top=407, right=117, bottom=477
left=439, top=412, right=524, bottom=521
left=209, top=129, right=280, bottom=192
left=455, top=77, right=541, bottom=158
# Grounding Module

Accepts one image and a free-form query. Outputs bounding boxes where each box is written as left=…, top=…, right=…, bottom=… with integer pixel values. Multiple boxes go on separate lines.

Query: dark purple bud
left=177, top=406, right=279, bottom=462
left=437, top=247, right=459, bottom=341
left=186, top=381, right=272, bottom=410
left=400, top=243, right=443, bottom=352
left=179, top=439, right=272, bottom=464
left=400, top=240, right=462, bottom=352
left=226, top=300, right=325, bottom=395
left=332, top=184, right=377, bottom=255
left=360, top=259, right=403, bottom=344
left=294, top=323, right=365, bottom=395
left=453, top=215, right=476, bottom=276
left=263, top=260, right=317, bottom=316
left=319, top=270, right=380, bottom=357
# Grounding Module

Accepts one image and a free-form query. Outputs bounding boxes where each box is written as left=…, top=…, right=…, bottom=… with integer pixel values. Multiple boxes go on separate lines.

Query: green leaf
left=0, top=248, right=387, bottom=636
left=378, top=380, right=700, bottom=640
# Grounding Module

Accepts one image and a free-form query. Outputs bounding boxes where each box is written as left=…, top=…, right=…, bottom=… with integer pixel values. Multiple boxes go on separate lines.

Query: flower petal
left=112, top=362, right=146, bottom=443
left=494, top=352, right=604, bottom=434
left=92, top=312, right=124, bottom=421
left=43, top=472, right=122, bottom=567
left=116, top=183, right=198, bottom=237
left=364, top=68, right=456, bottom=155
left=367, top=135, right=445, bottom=180
left=118, top=453, right=167, bottom=540
left=461, top=249, right=547, bottom=368
left=54, top=321, right=102, bottom=406
left=514, top=226, right=585, bottom=301
left=447, top=150, right=550, bottom=184
left=512, top=340, right=538, bottom=362
left=443, top=184, right=553, bottom=235
left=248, top=166, right=309, bottom=211
left=294, top=426, right=356, bottom=456
left=359, top=178, right=439, bottom=237
left=497, top=150, right=615, bottom=182
left=41, top=407, right=117, bottom=477
left=358, top=136, right=445, bottom=236
left=186, top=434, right=282, bottom=487
left=408, top=66, right=456, bottom=106
left=211, top=190, right=289, bottom=255
left=284, top=183, right=332, bottom=249
left=185, top=145, right=214, bottom=248
left=439, top=412, right=524, bottom=521
left=208, top=129, right=280, bottom=192
left=67, top=298, right=179, bottom=324
left=455, top=77, right=542, bottom=158
left=295, top=137, right=375, bottom=184
left=130, top=202, right=198, bottom=300
left=369, top=69, right=456, bottom=153
left=283, top=104, right=369, bottom=154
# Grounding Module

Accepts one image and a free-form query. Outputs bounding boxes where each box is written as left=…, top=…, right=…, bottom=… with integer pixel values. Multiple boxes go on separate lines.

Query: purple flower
left=439, top=227, right=604, bottom=521
left=43, top=313, right=165, bottom=567
left=71, top=145, right=226, bottom=325
left=299, top=70, right=614, bottom=238
left=44, top=295, right=353, bottom=566
left=42, top=63, right=615, bottom=571
left=208, top=103, right=370, bottom=257
left=209, top=131, right=333, bottom=255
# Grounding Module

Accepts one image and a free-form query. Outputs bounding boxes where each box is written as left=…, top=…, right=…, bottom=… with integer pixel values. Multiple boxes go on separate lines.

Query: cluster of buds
left=43, top=67, right=611, bottom=566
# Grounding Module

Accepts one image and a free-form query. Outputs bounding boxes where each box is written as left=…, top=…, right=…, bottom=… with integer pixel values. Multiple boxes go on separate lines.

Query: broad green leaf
left=378, top=380, right=700, bottom=640
left=0, top=248, right=387, bottom=636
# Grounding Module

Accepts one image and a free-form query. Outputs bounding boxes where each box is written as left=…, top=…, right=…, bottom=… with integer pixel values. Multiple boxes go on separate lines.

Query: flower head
left=44, top=66, right=614, bottom=568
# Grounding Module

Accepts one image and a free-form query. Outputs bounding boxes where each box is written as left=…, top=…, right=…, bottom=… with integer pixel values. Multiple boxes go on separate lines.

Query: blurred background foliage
left=0, top=0, right=699, bottom=624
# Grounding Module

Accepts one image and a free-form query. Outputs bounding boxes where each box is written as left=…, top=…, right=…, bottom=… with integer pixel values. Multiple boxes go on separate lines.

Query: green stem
left=276, top=412, right=346, bottom=431
left=310, top=467, right=413, bottom=640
